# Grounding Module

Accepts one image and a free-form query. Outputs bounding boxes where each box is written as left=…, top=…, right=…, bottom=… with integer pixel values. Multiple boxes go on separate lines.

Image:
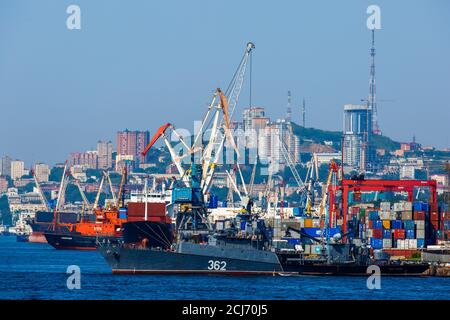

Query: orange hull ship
left=44, top=207, right=127, bottom=250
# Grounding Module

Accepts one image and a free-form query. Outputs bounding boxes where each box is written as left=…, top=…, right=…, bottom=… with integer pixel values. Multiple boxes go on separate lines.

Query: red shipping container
left=126, top=216, right=171, bottom=223
left=393, top=229, right=405, bottom=239
left=413, top=211, right=425, bottom=220
left=372, top=229, right=382, bottom=239
left=127, top=202, right=166, bottom=217
left=430, top=211, right=439, bottom=222
left=368, top=220, right=373, bottom=229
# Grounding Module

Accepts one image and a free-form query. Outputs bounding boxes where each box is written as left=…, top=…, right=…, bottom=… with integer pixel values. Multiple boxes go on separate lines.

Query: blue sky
left=1, top=0, right=449, bottom=166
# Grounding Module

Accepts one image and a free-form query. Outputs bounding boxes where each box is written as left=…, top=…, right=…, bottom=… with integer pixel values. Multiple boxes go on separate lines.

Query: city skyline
left=1, top=0, right=449, bottom=165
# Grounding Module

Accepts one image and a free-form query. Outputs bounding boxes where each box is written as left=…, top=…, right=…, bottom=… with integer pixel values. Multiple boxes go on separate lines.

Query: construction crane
left=319, top=160, right=340, bottom=218
left=52, top=162, right=69, bottom=229
left=141, top=43, right=254, bottom=209
left=279, top=137, right=305, bottom=189
left=117, top=166, right=128, bottom=208
left=201, top=42, right=255, bottom=196
left=142, top=123, right=191, bottom=186
left=93, top=173, right=105, bottom=210
left=31, top=169, right=49, bottom=211
left=104, top=171, right=117, bottom=207
left=73, top=179, right=90, bottom=214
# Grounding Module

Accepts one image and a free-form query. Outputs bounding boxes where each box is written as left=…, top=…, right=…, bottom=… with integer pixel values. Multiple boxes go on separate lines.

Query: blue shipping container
left=413, top=202, right=423, bottom=212
left=368, top=211, right=379, bottom=221
left=372, top=220, right=383, bottom=229
left=403, top=220, right=415, bottom=230
left=417, top=239, right=425, bottom=248
left=392, top=220, right=403, bottom=229
left=406, top=229, right=415, bottom=239
left=370, top=238, right=383, bottom=249
left=240, top=221, right=246, bottom=230
left=383, top=229, right=391, bottom=239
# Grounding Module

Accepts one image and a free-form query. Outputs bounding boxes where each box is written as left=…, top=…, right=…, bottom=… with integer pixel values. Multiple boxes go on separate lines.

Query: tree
left=49, top=167, right=64, bottom=182
left=86, top=169, right=103, bottom=179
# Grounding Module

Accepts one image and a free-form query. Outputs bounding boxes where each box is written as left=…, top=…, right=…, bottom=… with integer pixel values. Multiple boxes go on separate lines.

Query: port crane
left=73, top=178, right=90, bottom=214
left=142, top=43, right=254, bottom=208
left=31, top=169, right=50, bottom=211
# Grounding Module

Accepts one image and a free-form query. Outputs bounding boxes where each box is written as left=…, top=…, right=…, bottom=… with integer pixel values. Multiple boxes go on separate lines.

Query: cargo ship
left=45, top=164, right=173, bottom=250
left=28, top=211, right=79, bottom=243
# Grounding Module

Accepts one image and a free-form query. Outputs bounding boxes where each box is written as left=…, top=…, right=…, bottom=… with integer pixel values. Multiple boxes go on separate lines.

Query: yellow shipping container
left=382, top=220, right=391, bottom=229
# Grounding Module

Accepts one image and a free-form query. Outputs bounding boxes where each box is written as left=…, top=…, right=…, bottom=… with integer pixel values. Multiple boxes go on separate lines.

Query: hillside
left=291, top=122, right=401, bottom=152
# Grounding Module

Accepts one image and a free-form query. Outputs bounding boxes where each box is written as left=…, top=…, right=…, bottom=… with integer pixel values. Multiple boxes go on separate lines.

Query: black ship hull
left=282, top=262, right=430, bottom=276
left=44, top=232, right=100, bottom=250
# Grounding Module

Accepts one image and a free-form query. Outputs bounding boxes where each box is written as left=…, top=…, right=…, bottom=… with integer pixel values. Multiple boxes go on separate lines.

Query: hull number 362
left=207, top=260, right=227, bottom=271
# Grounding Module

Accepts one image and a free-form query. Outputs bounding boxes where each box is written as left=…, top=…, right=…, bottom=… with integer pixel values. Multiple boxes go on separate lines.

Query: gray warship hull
left=98, top=241, right=284, bottom=275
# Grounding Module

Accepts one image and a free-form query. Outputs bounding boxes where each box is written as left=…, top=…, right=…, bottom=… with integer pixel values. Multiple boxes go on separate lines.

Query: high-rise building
left=116, top=130, right=150, bottom=168
left=0, top=176, right=8, bottom=193
left=241, top=107, right=300, bottom=172
left=69, top=151, right=98, bottom=169
left=34, top=163, right=50, bottom=182
left=97, top=140, right=113, bottom=169
left=10, top=160, right=25, bottom=180
left=1, top=155, right=12, bottom=177
left=342, top=104, right=374, bottom=171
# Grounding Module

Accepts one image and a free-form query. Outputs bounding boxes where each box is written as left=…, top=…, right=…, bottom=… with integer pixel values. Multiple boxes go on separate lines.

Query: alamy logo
left=366, top=5, right=381, bottom=30
left=66, top=5, right=81, bottom=30
left=366, top=265, right=381, bottom=290
left=66, top=265, right=81, bottom=290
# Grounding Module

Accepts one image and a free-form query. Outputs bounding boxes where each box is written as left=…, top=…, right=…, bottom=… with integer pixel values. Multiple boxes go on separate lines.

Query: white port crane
left=31, top=169, right=49, bottom=211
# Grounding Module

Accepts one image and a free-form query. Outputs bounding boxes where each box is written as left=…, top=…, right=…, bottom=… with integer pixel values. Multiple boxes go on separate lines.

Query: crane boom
left=31, top=169, right=49, bottom=211
left=74, top=179, right=90, bottom=212
left=201, top=43, right=254, bottom=194
left=104, top=171, right=117, bottom=207
left=93, top=174, right=105, bottom=210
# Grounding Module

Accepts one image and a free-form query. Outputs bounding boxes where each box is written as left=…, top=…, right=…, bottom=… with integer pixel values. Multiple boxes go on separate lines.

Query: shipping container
left=393, top=229, right=406, bottom=239
left=401, top=211, right=413, bottom=220
left=415, top=220, right=425, bottom=230
left=380, top=212, right=390, bottom=220
left=416, top=229, right=425, bottom=239
left=382, top=239, right=392, bottom=248
left=382, top=229, right=391, bottom=239
left=368, top=211, right=379, bottom=221
left=417, top=239, right=425, bottom=248
left=391, top=220, right=403, bottom=229
left=370, top=238, right=383, bottom=249
left=127, top=202, right=166, bottom=217
left=403, top=201, right=412, bottom=211
left=382, top=220, right=391, bottom=229
left=372, top=229, right=382, bottom=239
left=413, top=211, right=426, bottom=220
left=403, top=220, right=415, bottom=230
left=304, top=218, right=313, bottom=228
left=393, top=202, right=404, bottom=211
left=406, top=229, right=415, bottom=239
left=380, top=202, right=391, bottom=211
